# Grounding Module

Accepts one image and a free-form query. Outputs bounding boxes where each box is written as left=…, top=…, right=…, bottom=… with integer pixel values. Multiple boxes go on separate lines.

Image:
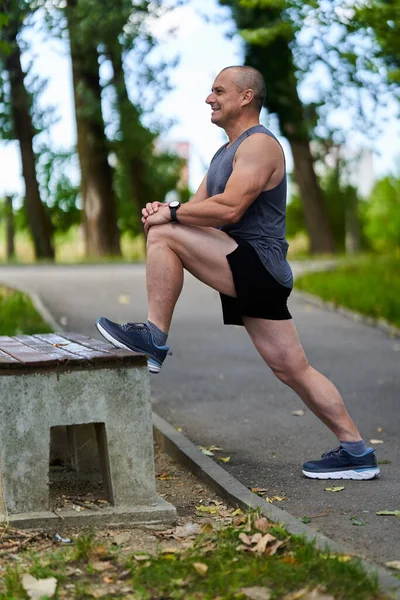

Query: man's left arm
left=144, top=135, right=283, bottom=232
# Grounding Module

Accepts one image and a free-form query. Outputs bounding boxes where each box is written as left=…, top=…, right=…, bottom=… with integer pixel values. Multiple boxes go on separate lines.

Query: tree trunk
left=345, top=192, right=360, bottom=254
left=4, top=41, right=54, bottom=260
left=108, top=43, right=149, bottom=225
left=66, top=0, right=120, bottom=256
left=5, top=195, right=15, bottom=260
left=289, top=137, right=336, bottom=254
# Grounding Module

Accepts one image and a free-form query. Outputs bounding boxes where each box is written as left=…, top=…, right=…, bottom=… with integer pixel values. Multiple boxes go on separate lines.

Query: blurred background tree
left=0, top=0, right=55, bottom=259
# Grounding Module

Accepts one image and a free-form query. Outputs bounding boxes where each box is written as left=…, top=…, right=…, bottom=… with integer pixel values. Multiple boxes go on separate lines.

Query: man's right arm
left=189, top=174, right=208, bottom=203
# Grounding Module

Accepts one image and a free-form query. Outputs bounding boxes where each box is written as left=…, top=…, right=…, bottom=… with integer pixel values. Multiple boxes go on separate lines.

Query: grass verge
left=0, top=513, right=389, bottom=600
left=295, top=256, right=400, bottom=328
left=0, top=285, right=52, bottom=335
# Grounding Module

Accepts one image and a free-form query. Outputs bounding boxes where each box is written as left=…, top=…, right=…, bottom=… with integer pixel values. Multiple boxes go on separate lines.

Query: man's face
left=205, top=70, right=244, bottom=128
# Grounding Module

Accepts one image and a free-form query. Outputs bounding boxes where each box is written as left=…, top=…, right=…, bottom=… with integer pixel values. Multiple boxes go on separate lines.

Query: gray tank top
left=207, top=124, right=293, bottom=288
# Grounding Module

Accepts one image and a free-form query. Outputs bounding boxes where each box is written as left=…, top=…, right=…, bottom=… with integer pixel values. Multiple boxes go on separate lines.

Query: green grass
left=0, top=286, right=52, bottom=335
left=0, top=227, right=146, bottom=264
left=0, top=515, right=389, bottom=600
left=295, top=256, right=400, bottom=328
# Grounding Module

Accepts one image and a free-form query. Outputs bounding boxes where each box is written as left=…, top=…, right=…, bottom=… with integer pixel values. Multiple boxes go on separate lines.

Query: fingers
left=142, top=202, right=161, bottom=218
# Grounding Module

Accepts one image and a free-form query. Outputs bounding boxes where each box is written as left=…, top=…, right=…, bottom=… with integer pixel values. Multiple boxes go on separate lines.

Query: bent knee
left=270, top=353, right=309, bottom=386
left=146, top=223, right=174, bottom=246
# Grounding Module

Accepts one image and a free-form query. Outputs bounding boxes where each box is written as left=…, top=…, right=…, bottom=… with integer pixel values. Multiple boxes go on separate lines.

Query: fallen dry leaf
left=292, top=409, right=305, bottom=416
left=324, top=486, right=344, bottom=492
left=303, top=589, right=335, bottom=599
left=192, top=562, right=208, bottom=576
left=218, top=456, right=231, bottom=463
left=200, top=523, right=213, bottom=534
left=282, top=589, right=308, bottom=600
left=53, top=343, right=69, bottom=347
left=376, top=510, right=400, bottom=517
left=254, top=517, right=270, bottom=533
left=21, top=575, right=57, bottom=600
left=232, top=508, right=243, bottom=516
left=239, top=586, right=272, bottom=600
left=133, top=554, right=151, bottom=561
left=250, top=487, right=268, bottom=496
left=370, top=439, right=384, bottom=444
left=267, top=539, right=285, bottom=556
left=239, top=532, right=252, bottom=545
left=102, top=576, right=113, bottom=584
left=198, top=446, right=215, bottom=456
left=160, top=547, right=182, bottom=554
left=92, top=545, right=108, bottom=557
left=234, top=514, right=247, bottom=526
left=195, top=505, right=218, bottom=515
left=266, top=495, right=286, bottom=503
left=320, top=553, right=353, bottom=563
left=252, top=533, right=276, bottom=554
left=91, top=561, right=112, bottom=572
left=156, top=472, right=174, bottom=480
left=385, top=561, right=400, bottom=571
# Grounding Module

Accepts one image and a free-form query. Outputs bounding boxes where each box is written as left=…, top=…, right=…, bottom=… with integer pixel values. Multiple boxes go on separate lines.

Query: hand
left=142, top=202, right=164, bottom=222
left=142, top=205, right=170, bottom=234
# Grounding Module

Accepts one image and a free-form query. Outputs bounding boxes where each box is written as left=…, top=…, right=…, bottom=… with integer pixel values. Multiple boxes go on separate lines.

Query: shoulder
left=235, top=132, right=284, bottom=165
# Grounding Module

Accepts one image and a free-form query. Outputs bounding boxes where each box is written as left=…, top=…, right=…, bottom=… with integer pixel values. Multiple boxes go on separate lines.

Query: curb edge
left=153, top=411, right=400, bottom=600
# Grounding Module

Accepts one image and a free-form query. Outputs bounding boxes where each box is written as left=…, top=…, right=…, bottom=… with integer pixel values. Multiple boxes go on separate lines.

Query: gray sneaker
left=96, top=317, right=169, bottom=374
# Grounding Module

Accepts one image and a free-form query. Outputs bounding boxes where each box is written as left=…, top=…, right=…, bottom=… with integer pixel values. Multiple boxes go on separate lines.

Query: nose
left=205, top=92, right=214, bottom=105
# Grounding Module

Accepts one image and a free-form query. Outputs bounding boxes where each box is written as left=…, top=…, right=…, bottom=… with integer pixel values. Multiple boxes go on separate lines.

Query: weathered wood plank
left=0, top=336, right=59, bottom=366
left=60, top=332, right=140, bottom=359
left=34, top=333, right=115, bottom=362
left=0, top=348, right=20, bottom=364
left=14, top=335, right=79, bottom=362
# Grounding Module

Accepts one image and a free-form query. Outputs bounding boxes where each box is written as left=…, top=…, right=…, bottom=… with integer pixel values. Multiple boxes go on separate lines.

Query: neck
left=224, top=117, right=260, bottom=145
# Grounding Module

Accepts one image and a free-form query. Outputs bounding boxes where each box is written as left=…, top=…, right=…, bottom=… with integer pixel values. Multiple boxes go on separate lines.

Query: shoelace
left=121, top=322, right=152, bottom=342
left=321, top=446, right=344, bottom=459
left=120, top=322, right=171, bottom=353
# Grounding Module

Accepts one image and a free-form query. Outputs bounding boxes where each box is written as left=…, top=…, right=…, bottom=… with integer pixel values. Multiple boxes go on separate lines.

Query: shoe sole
left=96, top=322, right=161, bottom=374
left=302, top=468, right=380, bottom=480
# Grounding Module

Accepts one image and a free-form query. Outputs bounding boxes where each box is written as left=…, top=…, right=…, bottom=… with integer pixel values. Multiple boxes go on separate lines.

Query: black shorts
left=220, top=238, right=292, bottom=326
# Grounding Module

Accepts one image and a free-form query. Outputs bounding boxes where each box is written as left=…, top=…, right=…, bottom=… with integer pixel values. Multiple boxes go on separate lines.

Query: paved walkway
left=1, top=262, right=399, bottom=566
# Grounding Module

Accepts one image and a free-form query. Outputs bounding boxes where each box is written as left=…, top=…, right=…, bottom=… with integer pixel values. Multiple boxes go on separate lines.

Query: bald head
left=220, top=66, right=266, bottom=112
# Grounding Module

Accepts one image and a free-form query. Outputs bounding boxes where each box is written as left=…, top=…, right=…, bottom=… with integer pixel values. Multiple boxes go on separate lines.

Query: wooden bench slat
left=0, top=348, right=20, bottom=363
left=33, top=333, right=116, bottom=362
left=60, top=332, right=140, bottom=358
left=0, top=336, right=59, bottom=365
left=14, top=335, right=79, bottom=362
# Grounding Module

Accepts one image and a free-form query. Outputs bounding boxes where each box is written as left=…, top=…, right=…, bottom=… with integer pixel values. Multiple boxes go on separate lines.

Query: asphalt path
left=1, top=262, right=399, bottom=566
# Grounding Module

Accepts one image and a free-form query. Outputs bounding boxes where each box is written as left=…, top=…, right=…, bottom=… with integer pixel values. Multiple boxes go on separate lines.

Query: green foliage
left=0, top=285, right=52, bottom=335
left=363, top=175, right=400, bottom=252
left=295, top=256, right=400, bottom=327
left=36, top=147, right=81, bottom=234
left=287, top=166, right=363, bottom=251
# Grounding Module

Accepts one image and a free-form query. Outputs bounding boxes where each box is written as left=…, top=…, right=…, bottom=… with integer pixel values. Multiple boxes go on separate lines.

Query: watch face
left=169, top=200, right=180, bottom=208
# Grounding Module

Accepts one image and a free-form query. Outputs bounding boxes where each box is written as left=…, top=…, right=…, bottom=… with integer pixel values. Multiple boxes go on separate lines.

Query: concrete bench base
left=0, top=333, right=176, bottom=528
left=0, top=496, right=176, bottom=530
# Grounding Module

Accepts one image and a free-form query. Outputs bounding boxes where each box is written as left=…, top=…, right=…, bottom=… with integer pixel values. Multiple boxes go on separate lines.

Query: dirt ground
left=0, top=440, right=238, bottom=561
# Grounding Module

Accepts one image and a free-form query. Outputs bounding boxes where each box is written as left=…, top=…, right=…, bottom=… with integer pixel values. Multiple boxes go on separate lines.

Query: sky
left=0, top=0, right=399, bottom=198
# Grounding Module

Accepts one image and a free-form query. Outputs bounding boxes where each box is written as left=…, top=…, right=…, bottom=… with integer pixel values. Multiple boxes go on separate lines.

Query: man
left=96, top=66, right=379, bottom=481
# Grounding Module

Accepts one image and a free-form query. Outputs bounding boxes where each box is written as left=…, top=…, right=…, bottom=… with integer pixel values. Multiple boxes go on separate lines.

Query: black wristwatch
left=169, top=200, right=181, bottom=223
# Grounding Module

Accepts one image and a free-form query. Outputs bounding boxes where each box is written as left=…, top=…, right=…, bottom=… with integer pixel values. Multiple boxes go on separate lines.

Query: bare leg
left=244, top=317, right=362, bottom=441
left=145, top=223, right=238, bottom=332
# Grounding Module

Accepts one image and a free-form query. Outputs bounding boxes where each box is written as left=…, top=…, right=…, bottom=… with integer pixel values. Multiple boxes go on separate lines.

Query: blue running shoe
left=302, top=446, right=380, bottom=480
left=96, top=317, right=169, bottom=374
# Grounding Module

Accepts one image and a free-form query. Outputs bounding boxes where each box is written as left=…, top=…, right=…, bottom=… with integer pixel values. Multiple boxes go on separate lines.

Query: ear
left=241, top=89, right=254, bottom=107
